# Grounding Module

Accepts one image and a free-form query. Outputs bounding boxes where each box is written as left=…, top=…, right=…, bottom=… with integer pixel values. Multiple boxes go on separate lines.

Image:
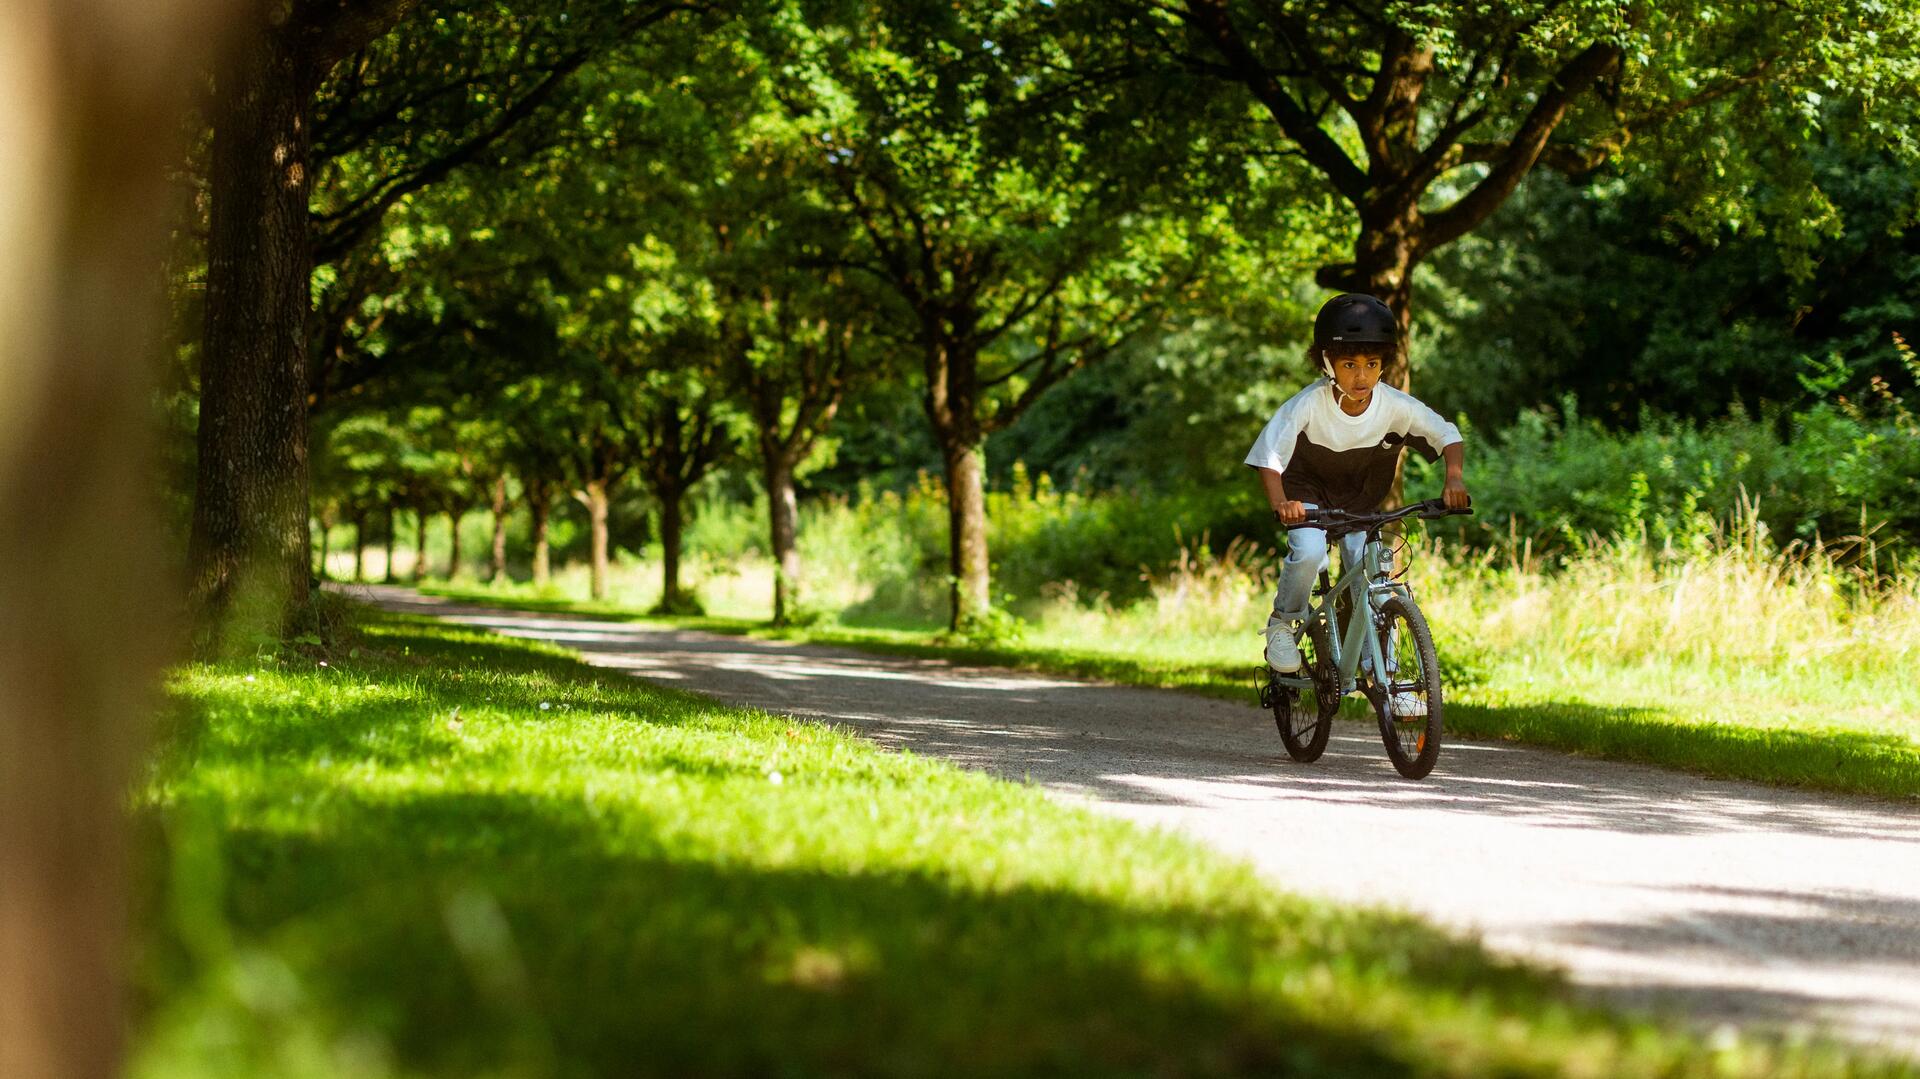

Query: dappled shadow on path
left=347, top=586, right=1920, bottom=1056
left=1545, top=884, right=1920, bottom=1045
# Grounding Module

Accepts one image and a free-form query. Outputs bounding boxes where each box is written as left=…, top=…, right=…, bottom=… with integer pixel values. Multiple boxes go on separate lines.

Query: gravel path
left=354, top=585, right=1920, bottom=1056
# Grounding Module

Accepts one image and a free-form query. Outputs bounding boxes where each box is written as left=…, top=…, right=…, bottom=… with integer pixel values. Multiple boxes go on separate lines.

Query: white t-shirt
left=1244, top=379, right=1462, bottom=512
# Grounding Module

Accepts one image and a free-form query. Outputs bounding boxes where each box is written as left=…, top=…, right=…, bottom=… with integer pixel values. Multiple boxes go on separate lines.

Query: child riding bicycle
left=1245, top=293, right=1470, bottom=716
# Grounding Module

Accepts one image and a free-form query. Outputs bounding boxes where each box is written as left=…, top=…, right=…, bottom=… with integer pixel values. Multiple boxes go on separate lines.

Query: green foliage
left=778, top=466, right=1274, bottom=624
left=1410, top=393, right=1920, bottom=558
left=1419, top=137, right=1920, bottom=429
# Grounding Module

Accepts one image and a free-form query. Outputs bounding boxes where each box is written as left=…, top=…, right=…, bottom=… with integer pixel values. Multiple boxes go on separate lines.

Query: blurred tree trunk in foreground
left=0, top=3, right=235, bottom=1077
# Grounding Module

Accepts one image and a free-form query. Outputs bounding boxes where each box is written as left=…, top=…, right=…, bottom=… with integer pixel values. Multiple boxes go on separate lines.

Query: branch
left=310, top=1, right=695, bottom=264
left=830, top=163, right=925, bottom=313
left=1442, top=51, right=1779, bottom=187
left=296, top=0, right=423, bottom=78
left=314, top=68, right=491, bottom=164
left=1263, top=8, right=1359, bottom=124
left=1178, top=0, right=1369, bottom=203
left=1352, top=24, right=1414, bottom=142
left=858, top=155, right=942, bottom=308
left=981, top=264, right=1195, bottom=434
left=1628, top=54, right=1781, bottom=131
left=1419, top=41, right=1621, bottom=253
left=968, top=245, right=1088, bottom=350
left=311, top=54, right=591, bottom=263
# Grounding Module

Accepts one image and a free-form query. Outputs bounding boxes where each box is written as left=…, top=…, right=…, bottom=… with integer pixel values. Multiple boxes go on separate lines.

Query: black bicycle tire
left=1372, top=595, right=1443, bottom=780
left=1272, top=623, right=1336, bottom=762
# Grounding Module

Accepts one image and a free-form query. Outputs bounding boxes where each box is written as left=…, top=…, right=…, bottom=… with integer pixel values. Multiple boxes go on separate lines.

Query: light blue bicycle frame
left=1270, top=531, right=1408, bottom=700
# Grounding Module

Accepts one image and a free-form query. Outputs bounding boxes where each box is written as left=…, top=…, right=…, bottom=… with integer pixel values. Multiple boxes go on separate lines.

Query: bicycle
left=1256, top=498, right=1472, bottom=780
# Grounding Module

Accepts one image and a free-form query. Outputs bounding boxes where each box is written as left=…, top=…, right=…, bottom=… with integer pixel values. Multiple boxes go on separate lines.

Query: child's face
left=1325, top=348, right=1385, bottom=401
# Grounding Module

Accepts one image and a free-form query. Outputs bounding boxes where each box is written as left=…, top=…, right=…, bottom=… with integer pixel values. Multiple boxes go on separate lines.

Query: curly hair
left=1304, top=340, right=1392, bottom=370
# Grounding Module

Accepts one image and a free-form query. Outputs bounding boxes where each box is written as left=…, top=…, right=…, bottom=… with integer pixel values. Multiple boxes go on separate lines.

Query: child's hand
left=1274, top=501, right=1308, bottom=525
left=1443, top=479, right=1471, bottom=510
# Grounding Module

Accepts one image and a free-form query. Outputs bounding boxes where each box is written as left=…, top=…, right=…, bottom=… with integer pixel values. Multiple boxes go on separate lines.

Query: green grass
left=136, top=600, right=1907, bottom=1077
left=418, top=581, right=1920, bottom=802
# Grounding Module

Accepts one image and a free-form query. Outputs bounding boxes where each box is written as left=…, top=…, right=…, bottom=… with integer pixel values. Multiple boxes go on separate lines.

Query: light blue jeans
left=1271, top=507, right=1396, bottom=677
left=1270, top=504, right=1367, bottom=625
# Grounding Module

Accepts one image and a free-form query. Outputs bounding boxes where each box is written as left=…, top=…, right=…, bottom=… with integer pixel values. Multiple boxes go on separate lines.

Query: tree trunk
left=940, top=441, right=990, bottom=631
left=658, top=491, right=688, bottom=612
left=352, top=514, right=366, bottom=582
left=1317, top=217, right=1419, bottom=392
left=446, top=508, right=463, bottom=579
left=530, top=485, right=552, bottom=587
left=315, top=517, right=331, bottom=580
left=1363, top=265, right=1416, bottom=392
left=1319, top=226, right=1420, bottom=507
left=583, top=480, right=610, bottom=601
left=412, top=504, right=428, bottom=582
left=187, top=17, right=314, bottom=651
left=489, top=476, right=509, bottom=581
left=1, top=4, right=229, bottom=1076
left=383, top=506, right=397, bottom=583
left=764, top=455, right=802, bottom=625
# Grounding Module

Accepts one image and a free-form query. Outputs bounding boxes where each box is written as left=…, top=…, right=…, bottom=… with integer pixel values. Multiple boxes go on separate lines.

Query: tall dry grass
left=1419, top=499, right=1919, bottom=684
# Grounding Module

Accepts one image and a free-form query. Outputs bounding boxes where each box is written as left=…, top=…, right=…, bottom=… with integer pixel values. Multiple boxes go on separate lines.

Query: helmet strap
left=1324, top=356, right=1370, bottom=407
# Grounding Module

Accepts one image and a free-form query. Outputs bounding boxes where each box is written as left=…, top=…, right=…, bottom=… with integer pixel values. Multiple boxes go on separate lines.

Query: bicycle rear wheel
left=1271, top=624, right=1336, bottom=762
left=1370, top=595, right=1443, bottom=780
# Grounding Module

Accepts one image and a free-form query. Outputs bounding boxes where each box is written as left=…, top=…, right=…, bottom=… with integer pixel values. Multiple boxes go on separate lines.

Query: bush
left=791, top=466, right=1277, bottom=620
left=771, top=383, right=1917, bottom=629
left=1409, top=393, right=1919, bottom=565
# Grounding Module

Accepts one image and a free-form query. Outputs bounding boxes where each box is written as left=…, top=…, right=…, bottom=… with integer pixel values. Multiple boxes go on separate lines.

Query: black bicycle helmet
left=1312, top=293, right=1397, bottom=348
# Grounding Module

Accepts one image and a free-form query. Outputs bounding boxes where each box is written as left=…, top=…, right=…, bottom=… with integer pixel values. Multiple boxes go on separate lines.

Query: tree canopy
left=169, top=0, right=1920, bottom=639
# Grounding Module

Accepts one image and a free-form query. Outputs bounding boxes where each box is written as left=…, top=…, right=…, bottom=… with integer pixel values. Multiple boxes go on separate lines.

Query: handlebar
left=1283, top=498, right=1473, bottom=536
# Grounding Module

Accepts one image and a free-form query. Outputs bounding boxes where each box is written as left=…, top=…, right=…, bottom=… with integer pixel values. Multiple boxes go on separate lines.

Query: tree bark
left=383, top=505, right=397, bottom=583
left=764, top=455, right=802, bottom=625
left=634, top=398, right=724, bottom=615
left=488, top=475, right=509, bottom=581
left=411, top=504, right=427, bottom=582
left=188, top=14, right=315, bottom=651
left=658, top=492, right=687, bottom=612
left=446, top=508, right=463, bottom=579
left=581, top=480, right=610, bottom=601
left=920, top=333, right=991, bottom=631
left=940, top=441, right=991, bottom=630
left=1, top=4, right=232, bottom=1077
left=1315, top=212, right=1420, bottom=391
left=529, top=487, right=552, bottom=587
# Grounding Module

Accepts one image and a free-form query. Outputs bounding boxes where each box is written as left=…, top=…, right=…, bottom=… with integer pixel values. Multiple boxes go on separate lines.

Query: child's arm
left=1441, top=441, right=1469, bottom=510
left=1257, top=467, right=1307, bottom=524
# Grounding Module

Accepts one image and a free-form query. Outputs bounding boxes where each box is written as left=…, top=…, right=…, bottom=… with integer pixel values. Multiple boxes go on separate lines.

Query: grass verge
left=418, top=582, right=1920, bottom=802
left=137, top=599, right=1903, bottom=1077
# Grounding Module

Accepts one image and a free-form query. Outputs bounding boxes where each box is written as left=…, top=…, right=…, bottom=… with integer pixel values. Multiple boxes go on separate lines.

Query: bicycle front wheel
left=1371, top=595, right=1443, bottom=780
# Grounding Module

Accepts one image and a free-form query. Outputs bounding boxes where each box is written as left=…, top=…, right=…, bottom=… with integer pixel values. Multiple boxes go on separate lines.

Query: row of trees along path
left=187, top=0, right=1920, bottom=642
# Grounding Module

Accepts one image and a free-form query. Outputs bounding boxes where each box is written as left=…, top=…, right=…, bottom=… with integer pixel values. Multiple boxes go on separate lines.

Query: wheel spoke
left=1372, top=595, right=1442, bottom=779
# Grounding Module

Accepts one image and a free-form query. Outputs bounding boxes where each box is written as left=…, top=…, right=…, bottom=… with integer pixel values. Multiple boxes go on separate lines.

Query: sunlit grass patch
left=133, top=605, right=1906, bottom=1077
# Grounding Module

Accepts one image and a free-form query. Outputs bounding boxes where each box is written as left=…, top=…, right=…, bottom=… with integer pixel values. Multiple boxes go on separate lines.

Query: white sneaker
left=1389, top=691, right=1427, bottom=717
left=1262, top=622, right=1301, bottom=673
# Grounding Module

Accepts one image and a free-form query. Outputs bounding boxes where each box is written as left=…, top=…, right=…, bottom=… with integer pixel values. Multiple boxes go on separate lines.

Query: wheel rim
left=1289, top=633, right=1319, bottom=739
left=1380, top=608, right=1431, bottom=759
